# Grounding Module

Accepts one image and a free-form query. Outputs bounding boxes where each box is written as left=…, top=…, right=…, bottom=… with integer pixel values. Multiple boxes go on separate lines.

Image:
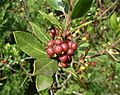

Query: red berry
left=68, top=41, right=73, bottom=48
left=71, top=42, right=77, bottom=51
left=55, top=39, right=62, bottom=45
left=67, top=49, right=74, bottom=56
left=50, top=28, right=56, bottom=35
left=67, top=56, right=72, bottom=63
left=54, top=45, right=63, bottom=54
left=59, top=54, right=68, bottom=63
left=47, top=40, right=55, bottom=47
left=47, top=47, right=54, bottom=58
left=61, top=43, right=69, bottom=52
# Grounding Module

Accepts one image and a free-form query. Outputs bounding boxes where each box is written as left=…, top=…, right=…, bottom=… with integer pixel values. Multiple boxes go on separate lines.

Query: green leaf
left=33, top=58, right=57, bottom=77
left=71, top=0, right=93, bottom=19
left=36, top=75, right=53, bottom=91
left=13, top=31, right=47, bottom=59
left=47, top=0, right=65, bottom=12
left=39, top=10, right=62, bottom=29
left=29, top=22, right=50, bottom=44
left=110, top=12, right=118, bottom=31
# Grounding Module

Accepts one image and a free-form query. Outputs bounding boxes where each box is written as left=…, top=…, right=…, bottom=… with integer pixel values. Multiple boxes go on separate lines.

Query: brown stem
left=63, top=0, right=74, bottom=33
left=86, top=38, right=120, bottom=59
left=97, top=0, right=118, bottom=20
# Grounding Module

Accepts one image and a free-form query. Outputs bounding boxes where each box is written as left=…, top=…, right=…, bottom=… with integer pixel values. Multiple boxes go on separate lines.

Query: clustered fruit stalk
left=46, top=2, right=77, bottom=68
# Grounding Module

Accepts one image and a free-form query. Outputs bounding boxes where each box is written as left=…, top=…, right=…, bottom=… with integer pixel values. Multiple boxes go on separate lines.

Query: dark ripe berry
left=67, top=56, right=72, bottom=63
left=47, top=47, right=54, bottom=58
left=47, top=40, right=55, bottom=47
left=55, top=39, right=62, bottom=45
left=50, top=28, right=56, bottom=35
left=54, top=45, right=63, bottom=54
left=71, top=42, right=77, bottom=51
left=61, top=43, right=69, bottom=52
left=59, top=54, right=68, bottom=63
left=68, top=41, right=73, bottom=48
left=67, top=49, right=74, bottom=56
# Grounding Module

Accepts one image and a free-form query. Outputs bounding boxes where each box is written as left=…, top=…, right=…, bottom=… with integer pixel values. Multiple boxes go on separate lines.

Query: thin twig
left=57, top=73, right=72, bottom=88
left=106, top=49, right=119, bottom=61
left=86, top=38, right=120, bottom=59
left=97, top=0, right=118, bottom=20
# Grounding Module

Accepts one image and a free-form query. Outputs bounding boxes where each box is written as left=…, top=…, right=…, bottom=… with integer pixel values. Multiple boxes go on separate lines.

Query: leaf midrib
left=37, top=59, right=56, bottom=75
left=14, top=32, right=46, bottom=55
left=31, top=23, right=49, bottom=42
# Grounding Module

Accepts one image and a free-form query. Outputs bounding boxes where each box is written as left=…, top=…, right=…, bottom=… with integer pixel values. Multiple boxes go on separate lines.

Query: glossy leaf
left=33, top=58, right=57, bottom=77
left=14, top=31, right=47, bottom=59
left=39, top=10, right=62, bottom=29
left=29, top=22, right=50, bottom=44
left=47, top=0, right=65, bottom=12
left=36, top=75, right=53, bottom=91
left=110, top=12, right=118, bottom=31
left=71, top=0, right=93, bottom=19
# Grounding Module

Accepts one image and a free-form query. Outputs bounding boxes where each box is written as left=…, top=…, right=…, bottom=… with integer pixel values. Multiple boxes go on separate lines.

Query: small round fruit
left=55, top=39, right=62, bottom=45
left=67, top=49, right=74, bottom=56
left=61, top=43, right=69, bottom=52
left=68, top=41, right=73, bottom=48
left=67, top=56, right=72, bottom=63
left=71, top=42, right=77, bottom=51
left=47, top=40, right=55, bottom=47
left=59, top=54, right=68, bottom=63
left=47, top=47, right=54, bottom=58
left=50, top=28, right=56, bottom=35
left=54, top=45, right=63, bottom=54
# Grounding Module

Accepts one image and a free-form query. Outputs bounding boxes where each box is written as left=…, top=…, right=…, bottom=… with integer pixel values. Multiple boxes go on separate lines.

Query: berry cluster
left=46, top=39, right=77, bottom=66
left=46, top=28, right=77, bottom=67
